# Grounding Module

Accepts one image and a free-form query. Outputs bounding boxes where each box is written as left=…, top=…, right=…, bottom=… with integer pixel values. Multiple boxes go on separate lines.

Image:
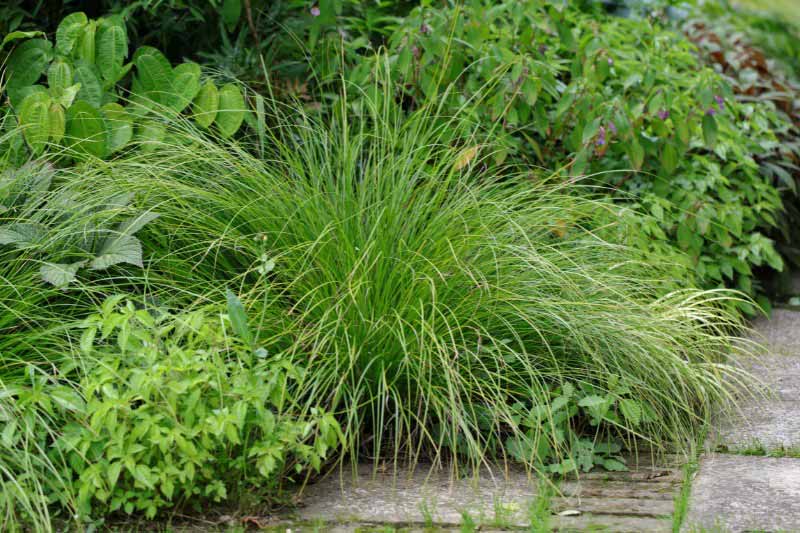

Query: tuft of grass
left=63, top=73, right=759, bottom=474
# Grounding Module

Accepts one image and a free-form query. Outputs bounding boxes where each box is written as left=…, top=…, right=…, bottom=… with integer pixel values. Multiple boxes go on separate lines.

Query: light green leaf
left=168, top=62, right=201, bottom=112
left=101, top=103, right=133, bottom=154
left=702, top=114, right=718, bottom=148
left=40, top=261, right=84, bottom=288
left=96, top=21, right=127, bottom=82
left=90, top=234, right=143, bottom=270
left=135, top=120, right=166, bottom=153
left=133, top=47, right=173, bottom=104
left=116, top=211, right=159, bottom=236
left=55, top=12, right=88, bottom=56
left=75, top=20, right=96, bottom=64
left=48, top=103, right=66, bottom=145
left=1, top=31, right=45, bottom=48
left=50, top=386, right=86, bottom=412
left=18, top=92, right=51, bottom=155
left=66, top=100, right=107, bottom=158
left=215, top=83, right=245, bottom=138
left=73, top=60, right=103, bottom=108
left=0, top=223, right=46, bottom=248
left=619, top=399, right=642, bottom=426
left=226, top=289, right=254, bottom=346
left=47, top=58, right=73, bottom=93
left=192, top=81, right=218, bottom=129
left=55, top=83, right=81, bottom=108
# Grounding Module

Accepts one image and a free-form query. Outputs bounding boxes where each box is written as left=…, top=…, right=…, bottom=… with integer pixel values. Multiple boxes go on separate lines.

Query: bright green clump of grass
left=77, top=84, right=758, bottom=471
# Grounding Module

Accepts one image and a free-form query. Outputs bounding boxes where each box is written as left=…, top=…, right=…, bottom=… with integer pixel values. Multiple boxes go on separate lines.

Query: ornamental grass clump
left=82, top=86, right=756, bottom=472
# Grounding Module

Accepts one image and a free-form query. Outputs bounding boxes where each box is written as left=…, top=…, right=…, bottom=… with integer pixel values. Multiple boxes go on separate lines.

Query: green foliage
left=2, top=12, right=246, bottom=160
left=327, top=0, right=787, bottom=307
left=1, top=296, right=341, bottom=526
left=87, top=88, right=756, bottom=471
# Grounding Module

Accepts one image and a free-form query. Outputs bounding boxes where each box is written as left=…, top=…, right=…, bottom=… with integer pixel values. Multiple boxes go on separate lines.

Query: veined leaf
left=116, top=211, right=159, bottom=236
left=215, top=83, right=245, bottom=139
left=96, top=21, right=128, bottom=82
left=18, top=92, right=51, bottom=155
left=0, top=223, right=46, bottom=248
left=192, top=81, right=218, bottom=129
left=90, top=234, right=143, bottom=270
left=55, top=83, right=82, bottom=108
left=135, top=120, right=166, bottom=153
left=40, top=261, right=85, bottom=288
left=226, top=289, right=254, bottom=347
left=66, top=100, right=107, bottom=158
left=47, top=58, right=73, bottom=93
left=1, top=31, right=45, bottom=48
left=702, top=113, right=718, bottom=148
left=168, top=62, right=201, bottom=113
left=73, top=60, right=103, bottom=108
left=48, top=103, right=66, bottom=145
left=75, top=20, right=96, bottom=64
left=101, top=103, right=133, bottom=154
left=55, top=12, right=88, bottom=56
left=133, top=46, right=173, bottom=104
left=6, top=38, right=53, bottom=92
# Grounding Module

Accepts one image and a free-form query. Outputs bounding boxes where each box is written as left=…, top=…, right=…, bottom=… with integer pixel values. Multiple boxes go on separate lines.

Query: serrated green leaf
left=48, top=103, right=66, bottom=144
left=601, top=458, right=627, bottom=471
left=66, top=100, right=107, bottom=158
left=47, top=58, right=73, bottom=93
left=168, top=62, right=201, bottom=113
left=6, top=39, right=53, bottom=93
left=73, top=60, right=103, bottom=108
left=101, top=103, right=133, bottom=154
left=96, top=22, right=127, bottom=82
left=56, top=12, right=88, bottom=56
left=215, top=83, right=245, bottom=138
left=192, top=81, right=218, bottom=128
left=133, top=47, right=173, bottom=105
left=50, top=386, right=86, bottom=412
left=75, top=20, right=96, bottom=64
left=55, top=83, right=81, bottom=108
left=619, top=399, right=642, bottom=426
left=90, top=233, right=143, bottom=270
left=0, top=223, right=46, bottom=248
left=40, top=261, right=84, bottom=288
left=19, top=92, right=51, bottom=155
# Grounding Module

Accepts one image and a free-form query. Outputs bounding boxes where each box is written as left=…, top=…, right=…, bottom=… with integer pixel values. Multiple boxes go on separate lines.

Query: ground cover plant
left=0, top=0, right=795, bottom=530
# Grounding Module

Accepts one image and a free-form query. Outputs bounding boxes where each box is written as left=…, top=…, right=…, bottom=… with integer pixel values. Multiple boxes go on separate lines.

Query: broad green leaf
left=2, top=31, right=45, bottom=48
left=0, top=223, right=46, bottom=248
left=215, top=83, right=245, bottom=139
left=677, top=220, right=693, bottom=250
left=168, top=62, right=201, bottom=112
left=6, top=39, right=53, bottom=92
left=222, top=0, right=242, bottom=31
left=40, top=261, right=84, bottom=288
left=90, top=234, right=143, bottom=270
left=601, top=458, right=627, bottom=472
left=66, top=100, right=107, bottom=158
left=226, top=289, right=254, bottom=346
left=619, top=399, right=642, bottom=426
left=75, top=20, right=96, bottom=64
left=56, top=12, right=88, bottom=55
left=101, top=103, right=133, bottom=154
left=55, top=83, right=81, bottom=108
left=48, top=103, right=66, bottom=144
left=73, top=60, right=103, bottom=108
left=628, top=139, right=644, bottom=170
left=192, top=81, right=218, bottom=128
left=702, top=113, right=718, bottom=148
left=133, top=47, right=173, bottom=104
left=135, top=120, right=166, bottom=153
left=18, top=92, right=51, bottom=155
left=660, top=143, right=678, bottom=175
left=96, top=21, right=127, bottom=82
left=50, top=386, right=86, bottom=412
left=47, top=58, right=73, bottom=93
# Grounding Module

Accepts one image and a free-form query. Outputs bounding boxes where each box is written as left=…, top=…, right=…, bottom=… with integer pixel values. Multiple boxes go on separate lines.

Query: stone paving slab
left=685, top=454, right=800, bottom=532
left=292, top=461, right=681, bottom=531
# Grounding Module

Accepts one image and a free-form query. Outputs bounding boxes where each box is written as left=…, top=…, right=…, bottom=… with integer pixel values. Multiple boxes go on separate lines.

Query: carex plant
left=79, top=71, right=759, bottom=475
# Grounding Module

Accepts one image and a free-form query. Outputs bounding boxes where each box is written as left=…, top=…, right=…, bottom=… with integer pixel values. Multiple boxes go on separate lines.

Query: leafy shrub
left=83, top=87, right=756, bottom=472
left=323, top=0, right=787, bottom=308
left=1, top=295, right=340, bottom=528
left=1, top=12, right=246, bottom=160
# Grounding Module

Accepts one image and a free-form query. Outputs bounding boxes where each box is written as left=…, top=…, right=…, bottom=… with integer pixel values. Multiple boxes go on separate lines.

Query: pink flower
left=310, top=5, right=320, bottom=16
left=657, top=109, right=670, bottom=121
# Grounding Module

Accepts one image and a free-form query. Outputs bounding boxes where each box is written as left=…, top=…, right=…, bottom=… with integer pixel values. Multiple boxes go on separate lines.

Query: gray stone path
left=686, top=309, right=800, bottom=532
left=287, top=458, right=680, bottom=531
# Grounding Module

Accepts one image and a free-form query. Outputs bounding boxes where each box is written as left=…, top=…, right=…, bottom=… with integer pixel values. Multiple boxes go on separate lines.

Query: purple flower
left=608, top=121, right=617, bottom=135
left=310, top=5, right=320, bottom=16
left=420, top=23, right=431, bottom=35
left=706, top=106, right=717, bottom=116
left=715, top=95, right=725, bottom=107
left=596, top=126, right=607, bottom=147
left=657, top=109, right=670, bottom=121
left=607, top=57, right=614, bottom=66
